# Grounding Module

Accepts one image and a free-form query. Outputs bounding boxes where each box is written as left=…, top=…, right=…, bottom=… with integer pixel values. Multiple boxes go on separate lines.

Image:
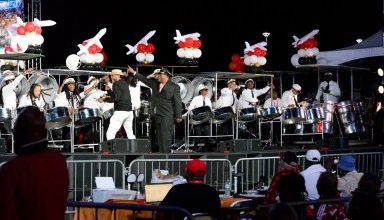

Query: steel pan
left=239, top=107, right=262, bottom=122
left=137, top=101, right=150, bottom=122
left=212, top=106, right=234, bottom=124
left=283, top=107, right=306, bottom=124
left=0, top=108, right=12, bottom=122
left=262, top=107, right=283, bottom=119
left=16, top=106, right=40, bottom=115
left=337, top=101, right=354, bottom=114
left=306, top=107, right=324, bottom=124
left=75, top=108, right=101, bottom=127
left=323, top=101, right=335, bottom=113
left=102, top=108, right=114, bottom=120
left=190, top=106, right=212, bottom=125
left=45, top=107, right=71, bottom=130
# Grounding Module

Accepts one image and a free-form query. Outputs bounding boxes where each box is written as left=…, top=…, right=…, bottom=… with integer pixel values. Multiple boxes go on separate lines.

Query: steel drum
left=262, top=107, right=283, bottom=119
left=74, top=108, right=101, bottom=127
left=102, top=108, right=114, bottom=120
left=283, top=107, right=306, bottom=124
left=190, top=106, right=212, bottom=125
left=137, top=101, right=150, bottom=122
left=239, top=107, right=262, bottom=122
left=0, top=108, right=12, bottom=122
left=323, top=101, right=335, bottom=113
left=212, top=106, right=234, bottom=124
left=45, top=107, right=71, bottom=130
left=305, top=107, right=324, bottom=124
left=323, top=112, right=334, bottom=134
left=16, top=106, right=40, bottom=115
left=28, top=72, right=59, bottom=104
left=336, top=101, right=366, bottom=134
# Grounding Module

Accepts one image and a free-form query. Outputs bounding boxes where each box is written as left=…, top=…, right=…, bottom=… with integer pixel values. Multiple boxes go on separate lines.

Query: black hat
left=159, top=67, right=172, bottom=77
left=281, top=151, right=298, bottom=166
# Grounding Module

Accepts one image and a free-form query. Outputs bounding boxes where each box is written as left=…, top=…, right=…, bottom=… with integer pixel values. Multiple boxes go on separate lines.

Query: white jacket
left=54, top=91, right=85, bottom=109
left=315, top=80, right=341, bottom=103
left=300, top=164, right=326, bottom=200
left=2, top=74, right=25, bottom=110
left=187, top=95, right=212, bottom=113
left=239, top=86, right=270, bottom=109
left=216, top=87, right=237, bottom=110
left=83, top=87, right=105, bottom=110
left=18, top=94, right=46, bottom=111
left=263, top=97, right=281, bottom=108
left=281, top=89, right=299, bottom=108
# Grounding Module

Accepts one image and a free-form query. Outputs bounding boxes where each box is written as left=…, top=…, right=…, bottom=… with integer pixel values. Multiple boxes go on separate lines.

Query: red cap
left=185, top=159, right=207, bottom=176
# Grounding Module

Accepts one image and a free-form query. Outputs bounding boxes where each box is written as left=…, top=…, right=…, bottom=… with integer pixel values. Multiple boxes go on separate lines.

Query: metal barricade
left=234, top=152, right=384, bottom=193
left=127, top=159, right=233, bottom=191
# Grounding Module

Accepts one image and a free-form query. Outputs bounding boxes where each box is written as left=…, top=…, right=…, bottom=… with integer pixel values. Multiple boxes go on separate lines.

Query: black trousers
left=155, top=115, right=174, bottom=153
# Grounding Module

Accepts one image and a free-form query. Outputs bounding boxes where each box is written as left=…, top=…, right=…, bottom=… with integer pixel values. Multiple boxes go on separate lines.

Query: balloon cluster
left=135, top=43, right=155, bottom=64
left=176, top=37, right=202, bottom=65
left=296, top=38, right=319, bottom=65
left=228, top=54, right=245, bottom=72
left=4, top=21, right=44, bottom=54
left=244, top=47, right=267, bottom=67
left=78, top=41, right=106, bottom=66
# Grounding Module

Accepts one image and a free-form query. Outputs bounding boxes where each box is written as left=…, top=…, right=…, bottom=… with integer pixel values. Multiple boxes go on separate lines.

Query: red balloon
left=25, top=22, right=35, bottom=32
left=231, top=54, right=241, bottom=62
left=253, top=48, right=263, bottom=56
left=16, top=26, right=26, bottom=35
left=184, top=37, right=194, bottom=48
left=100, top=50, right=108, bottom=66
left=297, top=38, right=318, bottom=49
left=94, top=45, right=102, bottom=53
left=193, top=40, right=202, bottom=48
left=229, top=62, right=238, bottom=71
left=247, top=51, right=254, bottom=56
left=137, top=43, right=147, bottom=53
left=178, top=41, right=185, bottom=48
left=145, top=43, right=156, bottom=53
left=4, top=47, right=13, bottom=53
left=88, top=45, right=98, bottom=54
left=82, top=41, right=87, bottom=46
left=35, top=26, right=42, bottom=35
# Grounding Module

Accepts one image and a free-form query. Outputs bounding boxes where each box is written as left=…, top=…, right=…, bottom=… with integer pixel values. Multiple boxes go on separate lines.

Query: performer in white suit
left=315, top=72, right=341, bottom=103
left=238, top=79, right=270, bottom=109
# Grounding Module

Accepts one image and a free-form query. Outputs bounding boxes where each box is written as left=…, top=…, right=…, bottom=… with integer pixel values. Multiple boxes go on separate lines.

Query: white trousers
left=106, top=111, right=136, bottom=140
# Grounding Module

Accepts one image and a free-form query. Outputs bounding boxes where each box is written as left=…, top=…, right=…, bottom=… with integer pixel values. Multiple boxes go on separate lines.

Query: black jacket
left=106, top=79, right=132, bottom=111
left=134, top=73, right=182, bottom=118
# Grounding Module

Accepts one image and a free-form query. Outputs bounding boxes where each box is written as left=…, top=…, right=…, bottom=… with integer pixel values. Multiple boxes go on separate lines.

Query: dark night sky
left=41, top=0, right=383, bottom=71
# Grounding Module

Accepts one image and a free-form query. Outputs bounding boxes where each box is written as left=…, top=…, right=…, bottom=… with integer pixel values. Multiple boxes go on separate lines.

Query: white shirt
left=281, top=89, right=299, bottom=108
left=315, top=80, right=341, bottom=103
left=187, top=95, right=212, bottom=113
left=216, top=87, right=237, bottom=111
left=18, top=94, right=46, bottom=111
left=238, top=86, right=270, bottom=109
left=2, top=74, right=25, bottom=110
left=338, top=170, right=364, bottom=197
left=54, top=91, right=85, bottom=109
left=263, top=97, right=281, bottom=108
left=130, top=81, right=150, bottom=110
left=83, top=87, right=105, bottom=109
left=300, top=164, right=326, bottom=200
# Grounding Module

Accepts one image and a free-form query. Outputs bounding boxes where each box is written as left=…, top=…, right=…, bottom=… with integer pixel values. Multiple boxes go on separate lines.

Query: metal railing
left=127, top=158, right=233, bottom=191
left=234, top=152, right=384, bottom=193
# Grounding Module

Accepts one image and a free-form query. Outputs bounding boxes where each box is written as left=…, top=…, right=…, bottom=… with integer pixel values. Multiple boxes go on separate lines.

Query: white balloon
left=80, top=54, right=87, bottom=62
left=306, top=48, right=315, bottom=57
left=136, top=53, right=146, bottom=62
left=184, top=48, right=194, bottom=59
left=193, top=49, right=202, bottom=58
left=312, top=47, right=319, bottom=55
left=34, top=35, right=44, bottom=45
left=290, top=54, right=300, bottom=66
left=11, top=35, right=28, bottom=53
left=176, top=48, right=185, bottom=58
left=298, top=49, right=306, bottom=57
left=94, top=53, right=104, bottom=63
left=244, top=56, right=251, bottom=66
left=250, top=55, right=258, bottom=64
left=66, top=54, right=80, bottom=70
left=146, top=53, right=154, bottom=63
left=259, top=57, right=267, bottom=65
left=25, top=34, right=35, bottom=46
left=85, top=54, right=94, bottom=63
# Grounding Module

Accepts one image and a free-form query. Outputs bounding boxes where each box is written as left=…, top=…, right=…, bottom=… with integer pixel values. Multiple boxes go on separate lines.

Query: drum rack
left=259, top=118, right=281, bottom=148
left=280, top=121, right=324, bottom=147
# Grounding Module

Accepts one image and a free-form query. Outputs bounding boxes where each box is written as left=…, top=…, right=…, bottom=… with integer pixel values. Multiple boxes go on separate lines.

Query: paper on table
left=95, top=177, right=116, bottom=189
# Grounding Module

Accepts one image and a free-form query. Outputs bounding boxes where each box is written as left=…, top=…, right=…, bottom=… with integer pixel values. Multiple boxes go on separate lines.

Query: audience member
left=300, top=149, right=326, bottom=200
left=337, top=156, right=363, bottom=197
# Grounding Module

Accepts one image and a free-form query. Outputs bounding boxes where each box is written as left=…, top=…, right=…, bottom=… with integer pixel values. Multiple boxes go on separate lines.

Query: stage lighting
left=262, top=32, right=270, bottom=38
left=356, top=38, right=363, bottom=43
left=378, top=68, right=384, bottom=76
left=378, top=85, right=384, bottom=94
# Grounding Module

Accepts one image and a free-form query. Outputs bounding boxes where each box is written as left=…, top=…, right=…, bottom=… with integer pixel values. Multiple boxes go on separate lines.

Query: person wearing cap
left=18, top=83, right=46, bottom=111
left=98, top=69, right=135, bottom=140
left=127, top=66, right=182, bottom=153
left=238, top=79, right=270, bottom=109
left=0, top=69, right=31, bottom=110
left=337, top=155, right=363, bottom=197
left=160, top=159, right=221, bottom=219
left=0, top=107, right=69, bottom=220
left=281, top=84, right=306, bottom=108
left=300, top=149, right=326, bottom=200
left=55, top=77, right=85, bottom=111
left=264, top=151, right=300, bottom=204
left=315, top=72, right=341, bottom=103
left=82, top=76, right=106, bottom=110
left=216, top=79, right=239, bottom=110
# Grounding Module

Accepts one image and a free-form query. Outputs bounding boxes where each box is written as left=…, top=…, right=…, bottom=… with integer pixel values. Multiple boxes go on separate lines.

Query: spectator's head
left=305, top=149, right=321, bottom=167
left=337, top=156, right=356, bottom=175
left=268, top=203, right=298, bottom=220
left=185, top=159, right=206, bottom=182
left=278, top=172, right=306, bottom=203
left=13, top=107, right=47, bottom=155
left=279, top=151, right=299, bottom=171
left=317, top=172, right=338, bottom=199
left=355, top=173, right=381, bottom=195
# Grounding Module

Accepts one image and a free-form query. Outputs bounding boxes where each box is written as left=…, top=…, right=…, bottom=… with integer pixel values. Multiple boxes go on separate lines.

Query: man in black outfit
left=127, top=66, right=182, bottom=153
left=160, top=159, right=221, bottom=219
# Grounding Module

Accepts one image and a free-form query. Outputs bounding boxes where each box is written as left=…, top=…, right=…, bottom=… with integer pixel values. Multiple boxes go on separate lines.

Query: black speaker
left=0, top=138, right=6, bottom=153
left=219, top=139, right=261, bottom=152
left=101, top=138, right=150, bottom=153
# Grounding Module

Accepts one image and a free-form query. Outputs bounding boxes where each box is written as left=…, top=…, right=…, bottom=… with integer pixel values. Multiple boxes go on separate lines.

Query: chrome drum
left=283, top=107, right=306, bottom=124
left=239, top=107, right=262, bottom=122
left=75, top=108, right=101, bottom=127
left=0, top=108, right=12, bottom=122
left=190, top=106, right=212, bottom=125
left=306, top=107, right=324, bottom=124
left=45, top=107, right=71, bottom=130
left=212, top=106, right=234, bottom=124
left=262, top=107, right=283, bottom=119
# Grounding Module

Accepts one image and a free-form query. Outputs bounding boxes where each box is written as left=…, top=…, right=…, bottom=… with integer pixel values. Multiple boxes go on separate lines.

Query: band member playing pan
left=281, top=84, right=306, bottom=108
left=127, top=66, right=182, bottom=153
left=98, top=69, right=135, bottom=140
left=18, top=83, right=46, bottom=111
left=216, top=79, right=239, bottom=135
left=238, top=79, right=270, bottom=109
